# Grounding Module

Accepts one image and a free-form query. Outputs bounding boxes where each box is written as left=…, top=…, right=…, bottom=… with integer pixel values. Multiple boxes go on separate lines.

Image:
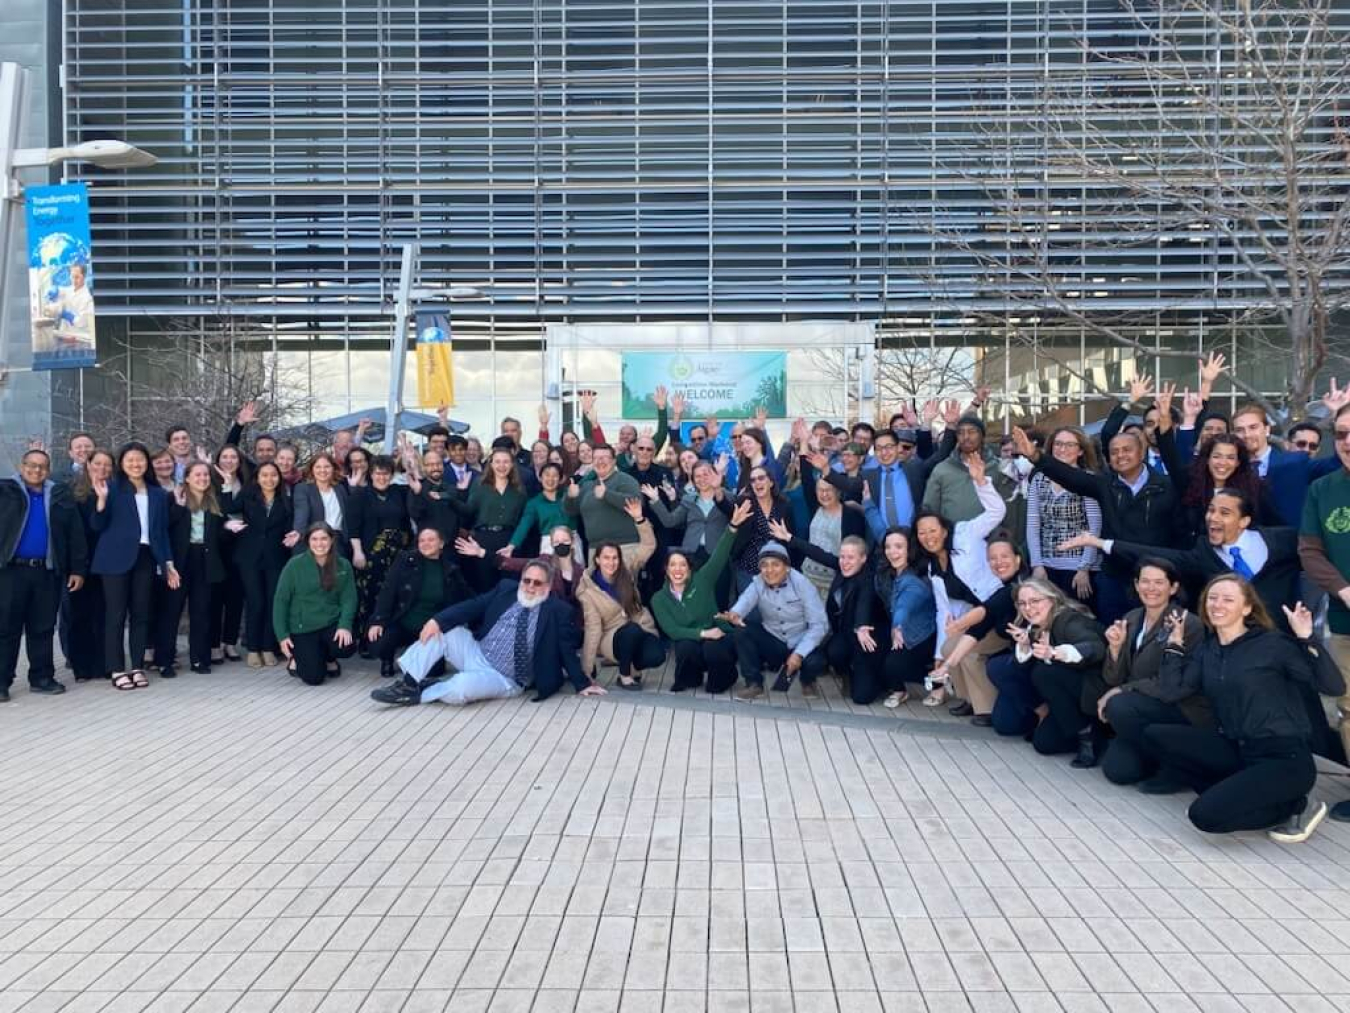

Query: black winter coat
left=369, top=549, right=473, bottom=628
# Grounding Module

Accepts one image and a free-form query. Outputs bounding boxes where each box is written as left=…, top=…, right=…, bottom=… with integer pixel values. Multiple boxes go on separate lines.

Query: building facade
left=4, top=0, right=1345, bottom=452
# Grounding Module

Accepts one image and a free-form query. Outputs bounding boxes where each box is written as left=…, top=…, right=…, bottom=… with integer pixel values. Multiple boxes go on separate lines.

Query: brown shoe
left=801, top=682, right=820, bottom=699
left=261, top=652, right=279, bottom=667
left=246, top=652, right=263, bottom=668
left=734, top=683, right=764, bottom=701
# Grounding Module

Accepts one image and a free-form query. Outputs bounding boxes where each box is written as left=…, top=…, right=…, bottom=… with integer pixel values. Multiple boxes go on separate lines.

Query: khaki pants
left=942, top=630, right=1006, bottom=715
left=1326, top=634, right=1350, bottom=758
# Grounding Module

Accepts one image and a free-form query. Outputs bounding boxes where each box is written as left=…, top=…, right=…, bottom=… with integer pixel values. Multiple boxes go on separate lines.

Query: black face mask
left=554, top=543, right=573, bottom=558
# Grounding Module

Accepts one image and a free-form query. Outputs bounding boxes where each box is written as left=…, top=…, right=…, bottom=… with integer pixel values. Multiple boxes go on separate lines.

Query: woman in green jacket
left=651, top=500, right=751, bottom=693
left=505, top=462, right=576, bottom=558
left=274, top=523, right=358, bottom=686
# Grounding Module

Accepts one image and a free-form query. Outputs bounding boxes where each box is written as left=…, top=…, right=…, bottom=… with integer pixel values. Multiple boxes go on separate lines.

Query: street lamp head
left=65, top=140, right=157, bottom=169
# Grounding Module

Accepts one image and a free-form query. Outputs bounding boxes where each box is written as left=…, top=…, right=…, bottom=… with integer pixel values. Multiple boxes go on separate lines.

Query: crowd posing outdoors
left=8, top=354, right=1350, bottom=845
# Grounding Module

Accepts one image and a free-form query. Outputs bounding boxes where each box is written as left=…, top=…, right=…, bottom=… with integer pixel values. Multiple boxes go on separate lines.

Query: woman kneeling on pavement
left=1141, top=576, right=1344, bottom=844
left=273, top=523, right=358, bottom=686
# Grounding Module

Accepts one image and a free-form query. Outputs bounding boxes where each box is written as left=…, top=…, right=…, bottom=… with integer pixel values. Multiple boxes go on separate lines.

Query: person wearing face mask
left=929, top=533, right=1025, bottom=726
left=1007, top=577, right=1107, bottom=767
left=652, top=501, right=750, bottom=694
left=366, top=527, right=473, bottom=677
left=463, top=523, right=585, bottom=615
left=372, top=558, right=607, bottom=706
left=1143, top=577, right=1343, bottom=844
left=1094, top=558, right=1208, bottom=790
left=1012, top=422, right=1180, bottom=626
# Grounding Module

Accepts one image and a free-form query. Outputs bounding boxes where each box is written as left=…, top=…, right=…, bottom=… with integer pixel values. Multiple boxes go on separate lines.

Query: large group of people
left=6, top=356, right=1350, bottom=844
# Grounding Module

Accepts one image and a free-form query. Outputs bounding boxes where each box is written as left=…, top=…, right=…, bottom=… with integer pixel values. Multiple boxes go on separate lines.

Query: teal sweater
left=510, top=492, right=575, bottom=548
left=273, top=552, right=357, bottom=639
left=650, top=526, right=737, bottom=641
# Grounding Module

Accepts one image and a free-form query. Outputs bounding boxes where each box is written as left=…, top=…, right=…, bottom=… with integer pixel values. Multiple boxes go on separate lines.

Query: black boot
left=1071, top=727, right=1099, bottom=769
left=380, top=659, right=397, bottom=678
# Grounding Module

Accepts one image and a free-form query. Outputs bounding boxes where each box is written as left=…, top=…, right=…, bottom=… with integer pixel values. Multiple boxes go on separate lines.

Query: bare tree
left=58, top=317, right=317, bottom=451
left=928, top=0, right=1350, bottom=419
left=795, top=340, right=976, bottom=422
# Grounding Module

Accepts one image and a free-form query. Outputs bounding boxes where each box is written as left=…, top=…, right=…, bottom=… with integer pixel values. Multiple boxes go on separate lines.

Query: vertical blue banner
left=26, top=182, right=97, bottom=371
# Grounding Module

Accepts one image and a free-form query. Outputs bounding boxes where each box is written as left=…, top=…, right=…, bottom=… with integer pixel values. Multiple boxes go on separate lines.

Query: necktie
left=513, top=606, right=531, bottom=685
left=1229, top=546, right=1256, bottom=580
left=883, top=467, right=901, bottom=527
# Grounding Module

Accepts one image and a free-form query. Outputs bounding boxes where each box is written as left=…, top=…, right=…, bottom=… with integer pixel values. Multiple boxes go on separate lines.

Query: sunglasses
left=520, top=577, right=547, bottom=588
left=1337, top=430, right=1350, bottom=442
left=1294, top=439, right=1320, bottom=450
left=690, top=435, right=706, bottom=442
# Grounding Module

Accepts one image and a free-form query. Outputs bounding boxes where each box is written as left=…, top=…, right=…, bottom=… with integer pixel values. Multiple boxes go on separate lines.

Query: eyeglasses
left=874, top=443, right=896, bottom=452
left=636, top=445, right=656, bottom=453
left=1017, top=596, right=1050, bottom=607
left=690, top=435, right=706, bottom=442
left=1336, top=429, right=1350, bottom=442
left=751, top=475, right=771, bottom=483
left=1052, top=440, right=1080, bottom=449
left=520, top=577, right=547, bottom=588
left=1294, top=439, right=1320, bottom=450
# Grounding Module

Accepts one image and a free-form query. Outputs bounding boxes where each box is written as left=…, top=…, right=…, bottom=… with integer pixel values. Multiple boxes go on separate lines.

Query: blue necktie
left=1229, top=546, right=1255, bottom=580
left=882, top=467, right=901, bottom=527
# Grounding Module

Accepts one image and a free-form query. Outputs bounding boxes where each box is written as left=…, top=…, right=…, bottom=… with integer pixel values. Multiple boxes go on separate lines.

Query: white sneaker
left=1268, top=799, right=1328, bottom=844
left=883, top=691, right=907, bottom=709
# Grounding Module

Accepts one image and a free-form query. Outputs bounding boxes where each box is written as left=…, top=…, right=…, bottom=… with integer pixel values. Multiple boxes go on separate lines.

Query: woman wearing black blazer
left=66, top=449, right=114, bottom=682
left=229, top=462, right=294, bottom=667
left=157, top=462, right=227, bottom=676
left=89, top=442, right=176, bottom=687
left=289, top=453, right=351, bottom=557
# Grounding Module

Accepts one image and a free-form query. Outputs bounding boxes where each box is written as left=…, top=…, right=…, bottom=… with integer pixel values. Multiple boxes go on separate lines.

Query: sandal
left=131, top=670, right=149, bottom=688
left=922, top=686, right=947, bottom=707
left=884, top=691, right=908, bottom=709
left=112, top=672, right=137, bottom=691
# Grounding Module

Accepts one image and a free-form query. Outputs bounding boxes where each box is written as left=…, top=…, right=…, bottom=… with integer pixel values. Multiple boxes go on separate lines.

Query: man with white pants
left=371, top=558, right=605, bottom=706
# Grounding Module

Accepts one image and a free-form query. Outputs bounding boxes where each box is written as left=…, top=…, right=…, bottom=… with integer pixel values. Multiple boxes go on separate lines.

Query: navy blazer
left=431, top=581, right=588, bottom=700
left=89, top=480, right=174, bottom=575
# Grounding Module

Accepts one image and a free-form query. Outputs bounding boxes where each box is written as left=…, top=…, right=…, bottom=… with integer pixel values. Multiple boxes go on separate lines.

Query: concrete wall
left=0, top=0, right=55, bottom=470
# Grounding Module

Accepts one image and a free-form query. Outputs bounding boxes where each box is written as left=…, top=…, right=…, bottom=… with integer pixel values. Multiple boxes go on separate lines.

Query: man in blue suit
left=1230, top=404, right=1341, bottom=527
left=371, top=558, right=606, bottom=706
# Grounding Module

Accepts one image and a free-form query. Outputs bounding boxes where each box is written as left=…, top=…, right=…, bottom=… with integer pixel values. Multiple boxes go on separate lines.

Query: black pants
left=153, top=577, right=187, bottom=668
left=65, top=575, right=105, bottom=680
left=612, top=622, right=666, bottom=676
left=1101, top=692, right=1192, bottom=785
left=178, top=546, right=218, bottom=667
left=1143, top=727, right=1315, bottom=834
left=0, top=565, right=61, bottom=689
left=374, top=624, right=419, bottom=662
left=102, top=546, right=157, bottom=675
left=1030, top=660, right=1092, bottom=755
left=290, top=625, right=358, bottom=686
left=883, top=635, right=937, bottom=695
left=827, top=630, right=874, bottom=703
left=733, top=621, right=827, bottom=686
left=672, top=636, right=737, bottom=693
left=211, top=563, right=244, bottom=649
left=241, top=561, right=284, bottom=653
left=468, top=527, right=511, bottom=592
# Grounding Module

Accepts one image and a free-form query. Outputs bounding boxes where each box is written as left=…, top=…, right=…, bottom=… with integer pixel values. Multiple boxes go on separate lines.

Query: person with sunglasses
left=372, top=557, right=607, bottom=706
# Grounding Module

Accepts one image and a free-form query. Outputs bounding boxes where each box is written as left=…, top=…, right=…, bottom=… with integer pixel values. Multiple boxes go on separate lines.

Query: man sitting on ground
left=371, top=557, right=607, bottom=706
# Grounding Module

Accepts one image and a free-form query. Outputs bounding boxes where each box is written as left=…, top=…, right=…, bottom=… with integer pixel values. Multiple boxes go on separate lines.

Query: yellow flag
left=415, top=311, right=454, bottom=407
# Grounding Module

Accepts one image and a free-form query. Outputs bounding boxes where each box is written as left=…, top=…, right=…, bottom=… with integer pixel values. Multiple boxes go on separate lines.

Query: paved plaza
left=4, top=660, right=1350, bottom=1013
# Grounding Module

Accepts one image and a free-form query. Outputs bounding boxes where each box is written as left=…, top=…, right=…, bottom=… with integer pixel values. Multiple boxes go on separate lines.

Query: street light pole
left=0, top=62, right=29, bottom=359
left=384, top=243, right=417, bottom=454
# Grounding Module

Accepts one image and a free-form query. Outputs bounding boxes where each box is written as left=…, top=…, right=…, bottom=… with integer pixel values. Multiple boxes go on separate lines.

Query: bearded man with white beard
left=371, top=558, right=606, bottom=706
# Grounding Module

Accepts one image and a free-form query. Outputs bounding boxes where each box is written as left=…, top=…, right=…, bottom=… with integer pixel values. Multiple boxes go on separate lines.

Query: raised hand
left=754, top=405, right=769, bottom=428
left=1010, top=426, right=1038, bottom=461
left=767, top=518, right=791, bottom=542
left=357, top=417, right=373, bottom=434
left=1181, top=387, right=1203, bottom=424
left=623, top=497, right=645, bottom=522
left=1030, top=630, right=1054, bottom=661
left=805, top=450, right=830, bottom=472
left=92, top=476, right=109, bottom=503
left=730, top=499, right=753, bottom=527
left=715, top=453, right=730, bottom=477
left=1198, top=351, right=1227, bottom=387
left=1006, top=622, right=1031, bottom=646
left=437, top=404, right=450, bottom=423
left=1321, top=378, right=1350, bottom=415
left=920, top=399, right=940, bottom=426
left=640, top=483, right=661, bottom=502
left=1104, top=619, right=1127, bottom=655
left=594, top=478, right=607, bottom=499
left=1155, top=382, right=1176, bottom=433
left=538, top=403, right=550, bottom=427
left=1128, top=374, right=1154, bottom=405
left=1283, top=602, right=1314, bottom=640
left=791, top=418, right=809, bottom=445
left=195, top=444, right=211, bottom=464
left=653, top=385, right=668, bottom=411
left=454, top=536, right=486, bottom=558
left=1165, top=607, right=1188, bottom=646
left=580, top=391, right=596, bottom=418
left=671, top=392, right=686, bottom=419
left=900, top=401, right=918, bottom=428
left=965, top=452, right=986, bottom=485
left=941, top=398, right=961, bottom=427
left=236, top=400, right=260, bottom=425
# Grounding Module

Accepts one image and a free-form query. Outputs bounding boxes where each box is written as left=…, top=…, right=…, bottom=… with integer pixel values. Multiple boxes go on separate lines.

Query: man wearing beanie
left=924, top=414, right=1015, bottom=524
left=718, top=541, right=829, bottom=700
